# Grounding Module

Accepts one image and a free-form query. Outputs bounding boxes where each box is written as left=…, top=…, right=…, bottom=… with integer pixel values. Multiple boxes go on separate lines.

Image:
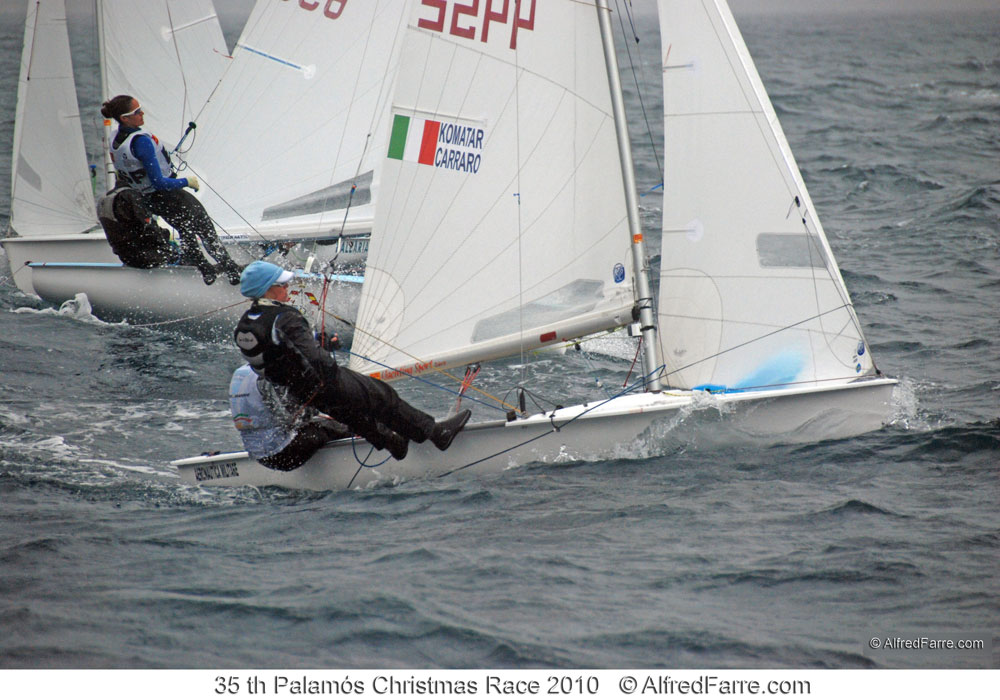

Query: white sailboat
left=174, top=0, right=897, bottom=490
left=3, top=0, right=407, bottom=336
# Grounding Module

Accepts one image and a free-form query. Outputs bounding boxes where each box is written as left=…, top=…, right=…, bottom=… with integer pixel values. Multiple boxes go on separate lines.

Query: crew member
left=230, top=363, right=353, bottom=471
left=97, top=186, right=175, bottom=269
left=100, top=94, right=243, bottom=286
left=233, top=261, right=471, bottom=461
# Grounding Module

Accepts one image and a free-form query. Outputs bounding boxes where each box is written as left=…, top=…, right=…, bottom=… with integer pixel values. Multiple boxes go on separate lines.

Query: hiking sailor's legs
left=143, top=189, right=242, bottom=283
left=295, top=365, right=435, bottom=447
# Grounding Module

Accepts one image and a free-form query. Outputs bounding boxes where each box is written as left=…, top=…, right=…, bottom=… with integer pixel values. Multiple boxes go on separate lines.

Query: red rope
left=624, top=336, right=643, bottom=387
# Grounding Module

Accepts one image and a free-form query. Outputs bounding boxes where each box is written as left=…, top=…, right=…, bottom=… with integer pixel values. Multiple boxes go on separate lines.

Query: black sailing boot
left=383, top=429, right=409, bottom=461
left=430, top=409, right=471, bottom=451
left=198, top=262, right=217, bottom=285
left=222, top=261, right=244, bottom=286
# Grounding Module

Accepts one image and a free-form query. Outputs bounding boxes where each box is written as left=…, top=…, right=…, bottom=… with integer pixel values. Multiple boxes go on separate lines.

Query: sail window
left=756, top=233, right=829, bottom=269
left=471, top=280, right=604, bottom=342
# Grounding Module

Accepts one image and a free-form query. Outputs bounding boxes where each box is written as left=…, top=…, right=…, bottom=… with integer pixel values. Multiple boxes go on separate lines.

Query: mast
left=95, top=0, right=115, bottom=190
left=595, top=0, right=662, bottom=392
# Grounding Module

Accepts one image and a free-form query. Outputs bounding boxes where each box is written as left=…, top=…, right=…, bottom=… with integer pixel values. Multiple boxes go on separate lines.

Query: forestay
left=99, top=0, right=230, bottom=149
left=350, top=0, right=637, bottom=380
left=656, top=0, right=875, bottom=391
left=188, top=0, right=410, bottom=240
left=9, top=0, right=97, bottom=238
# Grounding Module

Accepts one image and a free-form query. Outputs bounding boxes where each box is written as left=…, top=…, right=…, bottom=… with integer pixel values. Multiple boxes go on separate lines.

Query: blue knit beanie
left=239, top=261, right=293, bottom=298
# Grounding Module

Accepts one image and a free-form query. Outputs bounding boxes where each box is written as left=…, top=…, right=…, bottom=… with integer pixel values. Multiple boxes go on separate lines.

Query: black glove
left=317, top=331, right=342, bottom=351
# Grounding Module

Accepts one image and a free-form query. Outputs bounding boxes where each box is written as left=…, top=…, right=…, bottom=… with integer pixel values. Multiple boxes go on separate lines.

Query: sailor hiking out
left=233, top=261, right=471, bottom=461
left=101, top=94, right=243, bottom=285
left=230, top=364, right=354, bottom=471
left=97, top=186, right=175, bottom=269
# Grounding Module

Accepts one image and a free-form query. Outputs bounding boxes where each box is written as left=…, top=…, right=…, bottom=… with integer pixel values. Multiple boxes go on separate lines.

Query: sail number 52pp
left=418, top=0, right=536, bottom=49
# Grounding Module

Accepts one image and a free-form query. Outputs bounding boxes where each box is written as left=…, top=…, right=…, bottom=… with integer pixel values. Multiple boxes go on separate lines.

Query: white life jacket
left=110, top=129, right=174, bottom=193
left=229, top=365, right=296, bottom=459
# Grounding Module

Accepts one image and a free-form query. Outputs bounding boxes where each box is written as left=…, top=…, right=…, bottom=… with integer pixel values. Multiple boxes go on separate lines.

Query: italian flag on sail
left=387, top=114, right=440, bottom=165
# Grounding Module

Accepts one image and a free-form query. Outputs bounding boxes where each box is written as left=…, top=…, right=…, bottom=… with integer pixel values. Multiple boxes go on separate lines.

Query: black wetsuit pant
left=291, top=365, right=436, bottom=451
left=142, top=189, right=240, bottom=277
left=259, top=419, right=352, bottom=472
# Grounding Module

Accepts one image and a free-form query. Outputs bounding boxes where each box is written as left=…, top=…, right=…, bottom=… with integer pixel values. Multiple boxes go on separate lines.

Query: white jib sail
left=656, top=0, right=876, bottom=391
left=9, top=0, right=97, bottom=238
left=99, top=0, right=230, bottom=150
left=350, top=0, right=637, bottom=380
left=187, top=0, right=410, bottom=240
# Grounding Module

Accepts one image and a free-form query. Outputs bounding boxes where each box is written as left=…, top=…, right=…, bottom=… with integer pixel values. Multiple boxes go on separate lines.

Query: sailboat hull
left=173, top=377, right=897, bottom=491
left=28, top=262, right=362, bottom=338
left=2, top=235, right=117, bottom=295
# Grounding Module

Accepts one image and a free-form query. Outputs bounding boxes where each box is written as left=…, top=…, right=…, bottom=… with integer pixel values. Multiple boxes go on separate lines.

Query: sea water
left=0, top=5, right=997, bottom=669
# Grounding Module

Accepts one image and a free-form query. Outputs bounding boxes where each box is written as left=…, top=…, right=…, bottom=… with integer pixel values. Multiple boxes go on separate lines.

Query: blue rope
left=351, top=437, right=389, bottom=469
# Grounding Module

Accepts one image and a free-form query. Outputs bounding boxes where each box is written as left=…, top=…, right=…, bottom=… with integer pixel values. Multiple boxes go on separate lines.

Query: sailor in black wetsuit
left=101, top=94, right=243, bottom=285
left=97, top=186, right=175, bottom=269
left=233, top=261, right=471, bottom=461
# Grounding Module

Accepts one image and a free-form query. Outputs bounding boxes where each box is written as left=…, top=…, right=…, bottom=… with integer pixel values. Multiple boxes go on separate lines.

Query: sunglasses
left=120, top=106, right=144, bottom=118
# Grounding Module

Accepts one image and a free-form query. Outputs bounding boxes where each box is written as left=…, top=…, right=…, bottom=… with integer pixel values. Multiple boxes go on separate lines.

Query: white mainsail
left=98, top=0, right=230, bottom=151
left=657, top=0, right=876, bottom=391
left=350, top=0, right=638, bottom=379
left=9, top=0, right=97, bottom=238
left=187, top=0, right=410, bottom=240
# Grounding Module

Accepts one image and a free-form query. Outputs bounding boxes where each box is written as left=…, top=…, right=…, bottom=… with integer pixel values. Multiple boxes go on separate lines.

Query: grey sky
left=4, top=0, right=998, bottom=22
left=728, top=0, right=999, bottom=12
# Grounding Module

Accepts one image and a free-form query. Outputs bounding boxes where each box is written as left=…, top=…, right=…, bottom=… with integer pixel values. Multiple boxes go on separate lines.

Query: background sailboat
left=187, top=0, right=409, bottom=257
left=5, top=0, right=101, bottom=279
left=2, top=0, right=402, bottom=337
left=4, top=0, right=230, bottom=291
left=175, top=0, right=897, bottom=490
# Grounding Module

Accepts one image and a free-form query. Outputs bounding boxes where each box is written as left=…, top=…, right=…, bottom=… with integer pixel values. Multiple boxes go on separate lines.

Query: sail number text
left=293, top=0, right=346, bottom=20
left=418, top=0, right=536, bottom=49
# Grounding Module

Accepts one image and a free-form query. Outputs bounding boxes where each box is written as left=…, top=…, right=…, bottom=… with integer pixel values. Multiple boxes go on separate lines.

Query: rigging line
left=177, top=162, right=276, bottom=248
left=657, top=303, right=855, bottom=381
left=614, top=0, right=662, bottom=180
left=514, top=1, right=526, bottom=381
left=190, top=1, right=252, bottom=125
left=624, top=335, right=642, bottom=387
left=26, top=2, right=40, bottom=82
left=302, top=18, right=383, bottom=263
left=437, top=364, right=661, bottom=478
left=501, top=384, right=564, bottom=416
left=350, top=438, right=389, bottom=470
left=696, top=372, right=885, bottom=393
left=574, top=343, right=613, bottom=399
left=127, top=299, right=248, bottom=328
left=0, top=261, right=32, bottom=290
left=454, top=364, right=481, bottom=413
left=343, top=346, right=516, bottom=416
left=317, top=308, right=520, bottom=414
left=791, top=196, right=869, bottom=372
left=163, top=1, right=192, bottom=141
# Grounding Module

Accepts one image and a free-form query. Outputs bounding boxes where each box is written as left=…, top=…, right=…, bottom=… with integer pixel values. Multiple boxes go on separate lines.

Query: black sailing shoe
left=431, top=409, right=471, bottom=451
